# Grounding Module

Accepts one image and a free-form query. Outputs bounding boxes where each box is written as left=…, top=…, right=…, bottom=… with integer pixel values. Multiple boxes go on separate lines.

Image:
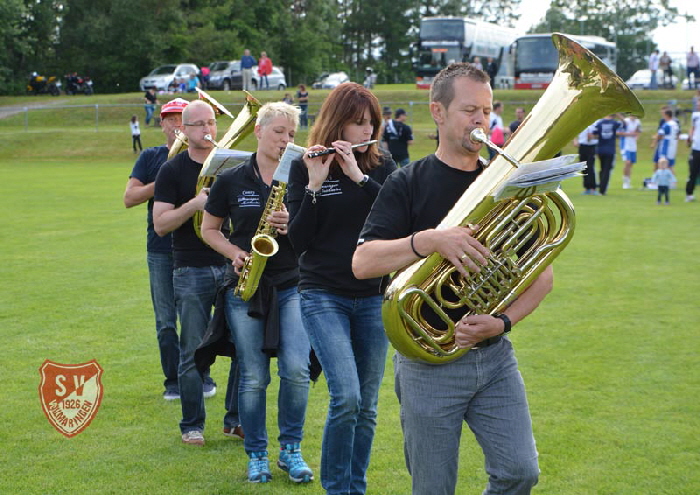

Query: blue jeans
left=394, top=338, right=539, bottom=495
left=173, top=265, right=225, bottom=433
left=300, top=105, right=308, bottom=129
left=224, top=286, right=310, bottom=453
left=650, top=70, right=658, bottom=90
left=144, top=104, right=155, bottom=124
left=300, top=290, right=388, bottom=495
left=146, top=251, right=179, bottom=393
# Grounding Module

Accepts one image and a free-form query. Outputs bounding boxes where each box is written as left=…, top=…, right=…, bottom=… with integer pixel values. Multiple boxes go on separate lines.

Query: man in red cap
left=125, top=99, right=243, bottom=444
left=124, top=98, right=191, bottom=400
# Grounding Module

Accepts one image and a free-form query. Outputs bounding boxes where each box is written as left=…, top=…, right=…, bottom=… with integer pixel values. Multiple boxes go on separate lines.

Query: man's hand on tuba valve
left=416, top=226, right=491, bottom=278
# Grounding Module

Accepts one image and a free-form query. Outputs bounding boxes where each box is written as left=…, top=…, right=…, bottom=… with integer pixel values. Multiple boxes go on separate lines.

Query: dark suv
left=207, top=61, right=242, bottom=91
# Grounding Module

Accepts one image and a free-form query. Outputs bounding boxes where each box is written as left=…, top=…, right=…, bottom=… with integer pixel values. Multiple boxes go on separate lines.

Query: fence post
left=95, top=104, right=99, bottom=132
left=24, top=107, right=28, bottom=132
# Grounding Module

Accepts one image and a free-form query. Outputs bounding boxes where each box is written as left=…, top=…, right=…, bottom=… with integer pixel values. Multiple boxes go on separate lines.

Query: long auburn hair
left=308, top=82, right=382, bottom=174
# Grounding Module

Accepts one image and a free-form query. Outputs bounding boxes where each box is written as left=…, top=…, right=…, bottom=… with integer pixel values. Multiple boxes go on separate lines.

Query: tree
left=530, top=0, right=692, bottom=80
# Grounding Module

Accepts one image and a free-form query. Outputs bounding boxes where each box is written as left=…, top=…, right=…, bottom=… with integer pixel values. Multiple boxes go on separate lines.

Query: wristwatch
left=357, top=174, right=370, bottom=187
left=492, top=313, right=512, bottom=335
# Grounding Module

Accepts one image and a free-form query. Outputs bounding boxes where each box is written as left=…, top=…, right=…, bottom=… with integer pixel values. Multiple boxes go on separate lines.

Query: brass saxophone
left=382, top=33, right=645, bottom=364
left=234, top=143, right=307, bottom=301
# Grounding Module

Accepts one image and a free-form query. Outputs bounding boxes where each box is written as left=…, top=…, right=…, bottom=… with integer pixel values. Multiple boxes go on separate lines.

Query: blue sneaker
left=247, top=451, right=271, bottom=483
left=278, top=443, right=314, bottom=483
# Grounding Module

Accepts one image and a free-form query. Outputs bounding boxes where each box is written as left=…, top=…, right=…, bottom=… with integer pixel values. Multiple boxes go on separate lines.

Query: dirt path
left=0, top=98, right=71, bottom=120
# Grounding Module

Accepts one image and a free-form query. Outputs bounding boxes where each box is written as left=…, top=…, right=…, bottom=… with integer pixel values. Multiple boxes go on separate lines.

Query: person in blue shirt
left=589, top=114, right=629, bottom=195
left=240, top=48, right=256, bottom=92
left=652, top=158, right=675, bottom=204
left=652, top=109, right=680, bottom=173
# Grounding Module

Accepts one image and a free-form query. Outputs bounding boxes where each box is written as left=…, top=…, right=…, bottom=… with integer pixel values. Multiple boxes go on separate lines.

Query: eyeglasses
left=183, top=119, right=217, bottom=128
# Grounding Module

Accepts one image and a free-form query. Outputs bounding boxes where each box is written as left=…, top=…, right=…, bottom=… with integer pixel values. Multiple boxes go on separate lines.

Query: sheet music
left=493, top=154, right=586, bottom=201
left=201, top=149, right=253, bottom=176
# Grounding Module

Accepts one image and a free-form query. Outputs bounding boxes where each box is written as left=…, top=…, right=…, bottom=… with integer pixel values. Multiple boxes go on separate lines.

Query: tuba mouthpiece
left=470, top=128, right=488, bottom=144
left=204, top=134, right=219, bottom=147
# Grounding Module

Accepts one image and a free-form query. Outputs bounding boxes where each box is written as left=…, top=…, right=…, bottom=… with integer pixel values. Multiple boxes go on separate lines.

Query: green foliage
left=1, top=87, right=700, bottom=493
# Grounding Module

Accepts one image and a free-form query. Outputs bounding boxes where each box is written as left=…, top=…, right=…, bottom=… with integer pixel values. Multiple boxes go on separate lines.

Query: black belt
left=472, top=334, right=504, bottom=350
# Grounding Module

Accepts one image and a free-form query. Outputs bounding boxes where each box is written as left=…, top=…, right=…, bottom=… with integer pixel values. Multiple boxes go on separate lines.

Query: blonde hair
left=256, top=101, right=300, bottom=129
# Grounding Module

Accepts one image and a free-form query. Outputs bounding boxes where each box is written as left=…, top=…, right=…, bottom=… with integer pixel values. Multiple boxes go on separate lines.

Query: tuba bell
left=382, top=33, right=644, bottom=364
left=192, top=91, right=261, bottom=240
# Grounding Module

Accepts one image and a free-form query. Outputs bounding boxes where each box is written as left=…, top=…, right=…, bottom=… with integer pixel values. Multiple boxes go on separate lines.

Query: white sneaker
left=686, top=195, right=695, bottom=202
left=182, top=430, right=205, bottom=446
left=202, top=383, right=217, bottom=399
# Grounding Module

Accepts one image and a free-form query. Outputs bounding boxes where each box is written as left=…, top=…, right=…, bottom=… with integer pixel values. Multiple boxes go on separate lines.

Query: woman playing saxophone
left=201, top=102, right=313, bottom=484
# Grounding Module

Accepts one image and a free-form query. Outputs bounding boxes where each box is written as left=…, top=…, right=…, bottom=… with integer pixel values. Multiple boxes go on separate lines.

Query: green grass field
left=1, top=86, right=699, bottom=494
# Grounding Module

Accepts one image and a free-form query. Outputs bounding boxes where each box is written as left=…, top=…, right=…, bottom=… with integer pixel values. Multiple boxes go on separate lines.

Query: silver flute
left=307, top=140, right=378, bottom=158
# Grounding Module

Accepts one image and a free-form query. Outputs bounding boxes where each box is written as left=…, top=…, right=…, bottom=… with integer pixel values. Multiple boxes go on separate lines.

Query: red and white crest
left=39, top=359, right=104, bottom=438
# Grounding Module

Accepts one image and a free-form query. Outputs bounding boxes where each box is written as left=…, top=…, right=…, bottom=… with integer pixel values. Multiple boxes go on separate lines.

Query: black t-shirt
left=144, top=91, right=157, bottom=104
left=287, top=154, right=397, bottom=297
left=382, top=120, right=414, bottom=162
left=205, top=154, right=298, bottom=282
left=129, top=145, right=172, bottom=253
left=359, top=154, right=484, bottom=243
left=153, top=152, right=226, bottom=269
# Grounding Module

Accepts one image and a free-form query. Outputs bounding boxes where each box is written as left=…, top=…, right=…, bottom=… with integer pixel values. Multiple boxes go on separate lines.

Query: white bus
left=507, top=33, right=617, bottom=89
left=413, top=16, right=521, bottom=89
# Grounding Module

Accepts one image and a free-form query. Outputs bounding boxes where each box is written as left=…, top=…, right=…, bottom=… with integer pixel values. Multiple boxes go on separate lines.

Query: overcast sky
left=514, top=0, right=700, bottom=58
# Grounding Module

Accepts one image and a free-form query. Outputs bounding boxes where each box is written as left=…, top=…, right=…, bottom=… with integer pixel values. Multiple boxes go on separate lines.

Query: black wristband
left=410, top=232, right=427, bottom=259
left=493, top=313, right=512, bottom=334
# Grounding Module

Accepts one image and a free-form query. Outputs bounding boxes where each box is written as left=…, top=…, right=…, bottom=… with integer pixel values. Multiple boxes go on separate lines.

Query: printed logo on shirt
left=237, top=190, right=262, bottom=208
left=321, top=180, right=342, bottom=197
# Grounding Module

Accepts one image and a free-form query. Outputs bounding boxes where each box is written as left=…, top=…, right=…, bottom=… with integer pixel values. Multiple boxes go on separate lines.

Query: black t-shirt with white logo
left=205, top=154, right=298, bottom=281
left=287, top=154, right=397, bottom=297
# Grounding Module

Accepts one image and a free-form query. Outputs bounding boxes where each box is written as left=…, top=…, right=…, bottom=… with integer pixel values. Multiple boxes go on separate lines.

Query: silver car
left=251, top=66, right=287, bottom=91
left=139, top=63, right=199, bottom=91
left=312, top=71, right=350, bottom=89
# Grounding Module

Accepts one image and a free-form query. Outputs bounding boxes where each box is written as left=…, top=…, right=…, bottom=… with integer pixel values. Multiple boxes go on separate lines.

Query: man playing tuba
left=352, top=63, right=551, bottom=495
left=153, top=100, right=242, bottom=446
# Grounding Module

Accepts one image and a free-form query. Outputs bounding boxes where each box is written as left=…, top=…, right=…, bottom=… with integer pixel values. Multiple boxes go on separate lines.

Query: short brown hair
left=430, top=63, right=490, bottom=110
left=308, top=82, right=382, bottom=173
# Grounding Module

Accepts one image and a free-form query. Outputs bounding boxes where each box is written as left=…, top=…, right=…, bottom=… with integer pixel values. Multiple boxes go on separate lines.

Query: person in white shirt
left=574, top=123, right=598, bottom=194
left=686, top=109, right=700, bottom=201
left=622, top=116, right=642, bottom=189
left=649, top=49, right=660, bottom=90
left=687, top=47, right=700, bottom=90
left=130, top=115, right=142, bottom=154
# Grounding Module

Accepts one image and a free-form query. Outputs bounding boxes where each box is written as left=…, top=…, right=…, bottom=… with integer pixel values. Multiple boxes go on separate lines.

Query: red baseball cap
left=160, top=98, right=189, bottom=118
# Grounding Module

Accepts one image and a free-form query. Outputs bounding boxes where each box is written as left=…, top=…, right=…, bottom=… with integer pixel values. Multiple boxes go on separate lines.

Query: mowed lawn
left=0, top=87, right=699, bottom=494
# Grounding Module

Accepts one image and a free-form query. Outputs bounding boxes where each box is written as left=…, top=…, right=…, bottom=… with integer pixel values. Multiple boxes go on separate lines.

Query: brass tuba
left=192, top=91, right=261, bottom=240
left=382, top=33, right=644, bottom=364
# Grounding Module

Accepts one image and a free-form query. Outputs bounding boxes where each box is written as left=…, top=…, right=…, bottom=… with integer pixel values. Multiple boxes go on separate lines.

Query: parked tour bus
left=508, top=33, right=617, bottom=89
left=412, top=16, right=521, bottom=89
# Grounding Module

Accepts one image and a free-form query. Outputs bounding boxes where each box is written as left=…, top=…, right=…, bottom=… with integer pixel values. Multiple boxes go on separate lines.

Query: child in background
left=130, top=115, right=142, bottom=154
left=652, top=158, right=674, bottom=205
